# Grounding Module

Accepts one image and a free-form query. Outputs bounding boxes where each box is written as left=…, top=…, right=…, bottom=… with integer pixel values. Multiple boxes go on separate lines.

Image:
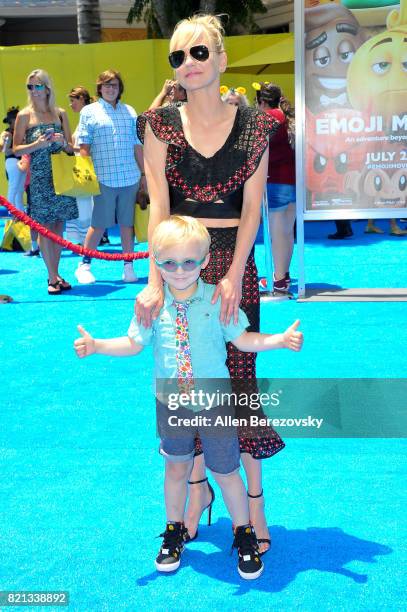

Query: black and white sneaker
left=232, top=524, right=264, bottom=580
left=155, top=521, right=188, bottom=572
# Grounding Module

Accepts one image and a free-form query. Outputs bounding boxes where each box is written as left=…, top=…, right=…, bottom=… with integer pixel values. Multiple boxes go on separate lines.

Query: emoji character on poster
left=305, top=1, right=341, bottom=7
left=306, top=108, right=369, bottom=205
left=345, top=142, right=407, bottom=207
left=343, top=0, right=397, bottom=5
left=347, top=0, right=407, bottom=119
left=341, top=1, right=400, bottom=27
left=305, top=3, right=367, bottom=113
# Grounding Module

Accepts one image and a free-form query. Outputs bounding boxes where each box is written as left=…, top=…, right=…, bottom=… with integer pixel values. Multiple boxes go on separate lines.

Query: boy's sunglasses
left=169, top=44, right=211, bottom=69
left=27, top=84, right=46, bottom=91
left=154, top=255, right=207, bottom=272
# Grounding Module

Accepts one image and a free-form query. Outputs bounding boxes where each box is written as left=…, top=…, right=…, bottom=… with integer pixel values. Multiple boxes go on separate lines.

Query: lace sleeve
left=235, top=108, right=280, bottom=180
left=136, top=106, right=184, bottom=147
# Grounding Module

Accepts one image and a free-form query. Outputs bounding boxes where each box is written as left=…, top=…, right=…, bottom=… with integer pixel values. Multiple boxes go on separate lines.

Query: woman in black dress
left=137, top=14, right=284, bottom=554
left=13, top=69, right=77, bottom=295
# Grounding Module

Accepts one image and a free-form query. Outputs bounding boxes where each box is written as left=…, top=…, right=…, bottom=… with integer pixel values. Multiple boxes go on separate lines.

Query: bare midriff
left=197, top=217, right=240, bottom=228
left=184, top=198, right=241, bottom=228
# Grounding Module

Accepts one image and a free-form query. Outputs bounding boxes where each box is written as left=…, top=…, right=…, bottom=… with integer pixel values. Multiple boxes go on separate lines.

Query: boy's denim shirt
left=128, top=279, right=249, bottom=383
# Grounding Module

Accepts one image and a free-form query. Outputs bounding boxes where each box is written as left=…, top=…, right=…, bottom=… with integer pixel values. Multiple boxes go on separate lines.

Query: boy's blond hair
left=152, top=216, right=210, bottom=257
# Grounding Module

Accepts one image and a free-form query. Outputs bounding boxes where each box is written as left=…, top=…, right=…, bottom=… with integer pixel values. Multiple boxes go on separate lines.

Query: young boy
left=74, top=215, right=303, bottom=580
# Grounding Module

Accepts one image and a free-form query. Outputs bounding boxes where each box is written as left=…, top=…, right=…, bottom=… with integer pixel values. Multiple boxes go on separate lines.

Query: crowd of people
left=1, top=12, right=304, bottom=579
left=1, top=54, right=297, bottom=297
left=2, top=67, right=146, bottom=293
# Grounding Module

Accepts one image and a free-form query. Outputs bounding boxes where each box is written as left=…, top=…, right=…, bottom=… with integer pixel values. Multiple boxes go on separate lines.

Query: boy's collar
left=163, top=278, right=205, bottom=306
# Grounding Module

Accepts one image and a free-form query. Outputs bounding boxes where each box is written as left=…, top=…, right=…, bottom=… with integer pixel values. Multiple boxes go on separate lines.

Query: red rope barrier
left=0, top=195, right=149, bottom=261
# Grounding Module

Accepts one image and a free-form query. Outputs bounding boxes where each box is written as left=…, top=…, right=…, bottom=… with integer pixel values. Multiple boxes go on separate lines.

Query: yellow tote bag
left=134, top=203, right=149, bottom=243
left=51, top=154, right=100, bottom=198
left=1, top=219, right=31, bottom=251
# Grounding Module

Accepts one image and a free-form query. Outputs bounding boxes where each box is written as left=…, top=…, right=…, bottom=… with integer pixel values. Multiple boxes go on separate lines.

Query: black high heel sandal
left=248, top=489, right=271, bottom=556
left=185, top=477, right=215, bottom=542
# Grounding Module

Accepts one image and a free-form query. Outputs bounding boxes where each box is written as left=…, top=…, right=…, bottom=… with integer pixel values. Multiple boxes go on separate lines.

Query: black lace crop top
left=137, top=105, right=280, bottom=219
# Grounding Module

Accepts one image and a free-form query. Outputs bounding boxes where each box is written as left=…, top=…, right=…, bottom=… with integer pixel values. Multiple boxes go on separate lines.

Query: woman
left=1, top=106, right=26, bottom=213
left=221, top=86, right=249, bottom=109
left=136, top=14, right=284, bottom=554
left=256, top=82, right=296, bottom=294
left=13, top=69, right=78, bottom=294
left=65, top=86, right=94, bottom=245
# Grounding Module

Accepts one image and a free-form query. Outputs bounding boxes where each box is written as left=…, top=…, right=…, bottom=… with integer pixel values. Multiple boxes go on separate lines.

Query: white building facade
left=0, top=0, right=294, bottom=45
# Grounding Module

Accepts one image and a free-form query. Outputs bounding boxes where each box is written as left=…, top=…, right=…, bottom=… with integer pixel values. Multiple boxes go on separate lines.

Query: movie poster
left=304, top=0, right=407, bottom=212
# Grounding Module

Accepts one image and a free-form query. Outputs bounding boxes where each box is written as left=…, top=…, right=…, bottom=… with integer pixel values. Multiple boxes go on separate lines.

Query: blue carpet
left=1, top=217, right=406, bottom=611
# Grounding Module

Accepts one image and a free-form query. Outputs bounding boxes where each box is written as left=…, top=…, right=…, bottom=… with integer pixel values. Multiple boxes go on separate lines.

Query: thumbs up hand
left=74, top=324, right=96, bottom=358
left=282, top=319, right=303, bottom=352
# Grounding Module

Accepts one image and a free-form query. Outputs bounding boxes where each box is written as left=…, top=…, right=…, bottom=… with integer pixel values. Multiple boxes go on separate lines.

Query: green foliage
left=127, top=0, right=267, bottom=37
left=127, top=0, right=149, bottom=25
left=218, top=0, right=267, bottom=34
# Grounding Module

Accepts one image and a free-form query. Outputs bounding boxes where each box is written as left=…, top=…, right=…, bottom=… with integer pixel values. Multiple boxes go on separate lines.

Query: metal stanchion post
left=262, top=188, right=273, bottom=289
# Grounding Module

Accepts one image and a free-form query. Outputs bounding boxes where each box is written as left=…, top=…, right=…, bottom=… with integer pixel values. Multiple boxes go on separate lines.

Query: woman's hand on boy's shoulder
left=135, top=284, right=164, bottom=327
left=74, top=324, right=96, bottom=358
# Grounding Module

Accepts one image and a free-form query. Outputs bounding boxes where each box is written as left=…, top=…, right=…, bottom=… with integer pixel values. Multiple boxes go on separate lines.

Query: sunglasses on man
left=27, top=84, right=46, bottom=91
left=168, top=44, right=215, bottom=69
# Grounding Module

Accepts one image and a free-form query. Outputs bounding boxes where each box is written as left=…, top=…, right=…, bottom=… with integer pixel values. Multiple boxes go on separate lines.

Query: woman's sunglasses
left=27, top=84, right=46, bottom=91
left=154, top=255, right=207, bottom=272
left=168, top=44, right=211, bottom=69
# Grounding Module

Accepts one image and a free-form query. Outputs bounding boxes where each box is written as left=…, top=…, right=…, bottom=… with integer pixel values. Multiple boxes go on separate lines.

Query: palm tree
left=76, top=0, right=102, bottom=44
left=127, top=0, right=266, bottom=38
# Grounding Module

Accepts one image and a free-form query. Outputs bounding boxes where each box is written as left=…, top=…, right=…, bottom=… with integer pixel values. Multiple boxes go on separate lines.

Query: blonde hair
left=170, top=14, right=225, bottom=53
left=26, top=69, right=59, bottom=120
left=152, top=216, right=211, bottom=257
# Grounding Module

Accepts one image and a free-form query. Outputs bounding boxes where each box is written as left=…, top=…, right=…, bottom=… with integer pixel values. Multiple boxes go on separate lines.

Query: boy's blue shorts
left=156, top=399, right=240, bottom=475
